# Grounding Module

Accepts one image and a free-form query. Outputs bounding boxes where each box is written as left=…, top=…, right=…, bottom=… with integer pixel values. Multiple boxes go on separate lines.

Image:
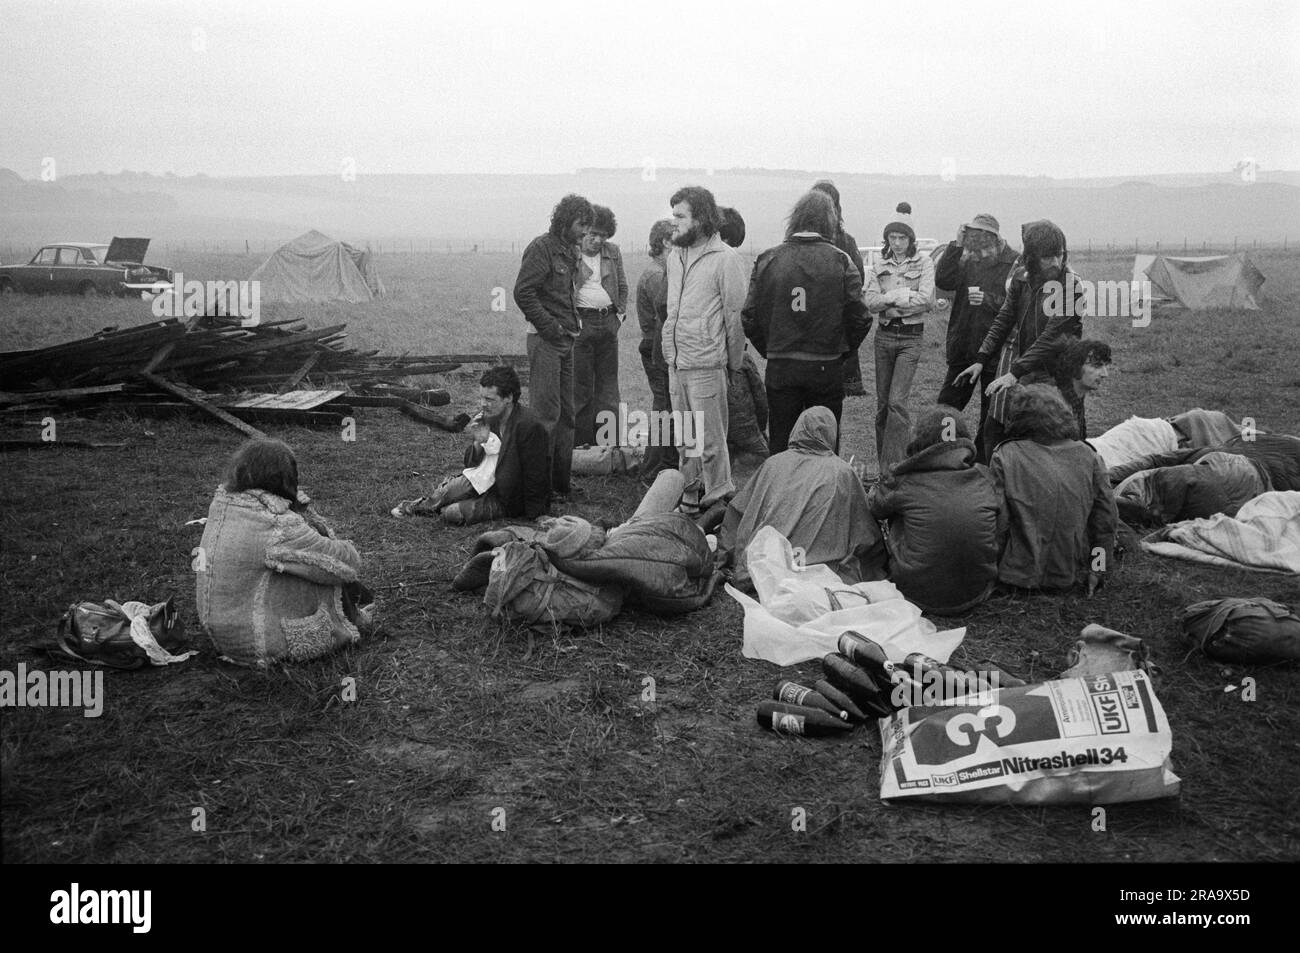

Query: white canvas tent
left=251, top=230, right=386, bottom=303
left=1132, top=253, right=1264, bottom=310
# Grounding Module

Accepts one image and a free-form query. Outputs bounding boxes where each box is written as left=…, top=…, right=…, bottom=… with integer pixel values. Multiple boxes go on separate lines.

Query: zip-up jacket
left=975, top=266, right=1085, bottom=377
left=663, top=232, right=748, bottom=371
left=741, top=233, right=869, bottom=361
left=935, top=240, right=1019, bottom=365
left=576, top=241, right=629, bottom=314
left=513, top=233, right=580, bottom=341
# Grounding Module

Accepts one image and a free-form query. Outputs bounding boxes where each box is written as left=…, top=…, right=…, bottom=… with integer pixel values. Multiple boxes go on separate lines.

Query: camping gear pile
left=51, top=596, right=195, bottom=668
left=0, top=316, right=525, bottom=441
left=1181, top=597, right=1300, bottom=663
left=456, top=513, right=723, bottom=628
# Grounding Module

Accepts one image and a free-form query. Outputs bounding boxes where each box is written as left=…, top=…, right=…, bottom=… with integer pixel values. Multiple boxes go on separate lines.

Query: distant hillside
left=1, top=167, right=1295, bottom=250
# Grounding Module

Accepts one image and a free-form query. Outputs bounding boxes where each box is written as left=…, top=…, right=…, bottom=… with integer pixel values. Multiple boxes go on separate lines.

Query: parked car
left=0, top=238, right=174, bottom=298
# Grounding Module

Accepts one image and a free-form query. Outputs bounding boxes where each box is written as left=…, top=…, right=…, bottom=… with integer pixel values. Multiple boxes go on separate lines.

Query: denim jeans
left=573, top=311, right=622, bottom=446
left=526, top=332, right=575, bottom=495
left=874, top=324, right=923, bottom=474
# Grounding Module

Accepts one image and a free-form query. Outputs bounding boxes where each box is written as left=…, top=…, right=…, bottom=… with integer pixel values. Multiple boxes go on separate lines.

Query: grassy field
left=1, top=247, right=1298, bottom=863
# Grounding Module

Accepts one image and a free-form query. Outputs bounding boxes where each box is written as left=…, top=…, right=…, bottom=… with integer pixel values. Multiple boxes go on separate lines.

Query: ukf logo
left=152, top=272, right=261, bottom=326
left=50, top=883, right=151, bottom=933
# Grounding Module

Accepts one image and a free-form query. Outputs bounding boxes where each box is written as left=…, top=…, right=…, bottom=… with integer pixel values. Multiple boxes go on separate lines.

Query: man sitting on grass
left=392, top=366, right=551, bottom=524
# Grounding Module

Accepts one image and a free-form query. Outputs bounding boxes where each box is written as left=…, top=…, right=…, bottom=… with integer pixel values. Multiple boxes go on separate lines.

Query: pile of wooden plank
left=0, top=316, right=526, bottom=440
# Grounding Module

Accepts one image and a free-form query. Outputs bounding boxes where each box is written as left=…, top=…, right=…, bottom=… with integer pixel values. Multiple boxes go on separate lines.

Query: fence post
left=1233, top=237, right=1237, bottom=251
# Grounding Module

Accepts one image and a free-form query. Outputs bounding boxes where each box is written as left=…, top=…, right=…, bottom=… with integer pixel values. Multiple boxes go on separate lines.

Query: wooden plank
left=160, top=325, right=348, bottom=371
left=278, top=353, right=320, bottom=392
left=138, top=371, right=265, bottom=438
left=224, top=390, right=347, bottom=411
left=140, top=340, right=179, bottom=374
left=0, top=384, right=127, bottom=405
left=226, top=408, right=347, bottom=427
left=0, top=439, right=130, bottom=451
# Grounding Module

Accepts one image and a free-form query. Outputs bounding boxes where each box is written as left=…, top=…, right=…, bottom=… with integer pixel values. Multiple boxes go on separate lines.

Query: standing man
left=811, top=180, right=869, bottom=396
left=864, top=202, right=935, bottom=475
left=663, top=185, right=749, bottom=509
left=635, top=219, right=679, bottom=482
left=957, top=219, right=1086, bottom=458
left=573, top=204, right=629, bottom=446
left=514, top=194, right=594, bottom=500
left=934, top=213, right=1019, bottom=460
left=742, top=190, right=869, bottom=454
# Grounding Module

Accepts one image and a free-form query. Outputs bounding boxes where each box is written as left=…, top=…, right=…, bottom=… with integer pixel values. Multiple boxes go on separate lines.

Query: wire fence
left=0, top=236, right=1291, bottom=263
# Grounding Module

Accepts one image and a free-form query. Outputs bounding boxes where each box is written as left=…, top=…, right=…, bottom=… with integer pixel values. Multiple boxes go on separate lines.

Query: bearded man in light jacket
left=662, top=185, right=749, bottom=508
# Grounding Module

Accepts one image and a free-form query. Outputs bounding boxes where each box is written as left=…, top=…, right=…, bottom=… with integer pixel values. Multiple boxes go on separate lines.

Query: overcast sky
left=2, top=0, right=1297, bottom=179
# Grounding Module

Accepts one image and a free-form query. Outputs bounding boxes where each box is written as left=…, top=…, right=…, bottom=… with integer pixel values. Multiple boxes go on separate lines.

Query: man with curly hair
left=990, top=384, right=1117, bottom=594
left=573, top=204, right=629, bottom=446
left=514, top=194, right=594, bottom=499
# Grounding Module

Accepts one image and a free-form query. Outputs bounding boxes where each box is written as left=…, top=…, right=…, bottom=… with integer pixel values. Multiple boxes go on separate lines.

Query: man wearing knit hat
left=864, top=202, right=935, bottom=474
left=935, top=213, right=1019, bottom=460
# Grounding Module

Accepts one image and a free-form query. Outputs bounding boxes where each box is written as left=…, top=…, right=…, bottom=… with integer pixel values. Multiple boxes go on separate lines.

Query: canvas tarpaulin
left=1132, top=253, right=1264, bottom=310
left=250, top=230, right=386, bottom=303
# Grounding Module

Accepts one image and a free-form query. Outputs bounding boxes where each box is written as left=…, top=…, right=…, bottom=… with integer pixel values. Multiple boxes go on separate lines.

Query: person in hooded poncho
left=719, top=406, right=883, bottom=585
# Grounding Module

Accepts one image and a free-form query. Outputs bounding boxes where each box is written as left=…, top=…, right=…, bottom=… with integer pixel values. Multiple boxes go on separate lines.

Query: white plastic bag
left=729, top=527, right=965, bottom=666
left=747, top=525, right=902, bottom=625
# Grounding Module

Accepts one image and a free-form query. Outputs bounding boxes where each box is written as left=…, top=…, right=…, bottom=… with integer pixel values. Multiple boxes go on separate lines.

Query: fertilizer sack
left=879, top=670, right=1180, bottom=805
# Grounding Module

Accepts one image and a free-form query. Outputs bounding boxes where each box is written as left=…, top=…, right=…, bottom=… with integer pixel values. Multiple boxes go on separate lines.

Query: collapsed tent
left=1132, top=253, right=1264, bottom=310
left=250, top=230, right=386, bottom=303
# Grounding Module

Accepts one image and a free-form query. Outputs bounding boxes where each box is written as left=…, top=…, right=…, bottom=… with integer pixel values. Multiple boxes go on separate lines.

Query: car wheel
left=79, top=281, right=103, bottom=297
left=0, top=279, right=14, bottom=295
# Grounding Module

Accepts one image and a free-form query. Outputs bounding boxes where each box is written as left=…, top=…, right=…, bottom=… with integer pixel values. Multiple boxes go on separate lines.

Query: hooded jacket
left=741, top=233, right=870, bottom=361
left=975, top=222, right=1087, bottom=424
left=990, top=438, right=1117, bottom=590
left=196, top=487, right=363, bottom=667
left=867, top=437, right=1000, bottom=614
left=663, top=231, right=749, bottom=371
left=721, top=406, right=880, bottom=582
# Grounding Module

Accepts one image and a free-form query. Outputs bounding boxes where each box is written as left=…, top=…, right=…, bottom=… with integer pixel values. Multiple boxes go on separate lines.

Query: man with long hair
left=662, top=185, right=749, bottom=509
left=934, top=213, right=1019, bottom=459
left=742, top=189, right=869, bottom=454
left=810, top=180, right=868, bottom=396
left=1053, top=337, right=1112, bottom=441
left=514, top=194, right=594, bottom=499
left=990, top=384, right=1117, bottom=594
left=573, top=204, right=629, bottom=446
left=956, top=218, right=1086, bottom=460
